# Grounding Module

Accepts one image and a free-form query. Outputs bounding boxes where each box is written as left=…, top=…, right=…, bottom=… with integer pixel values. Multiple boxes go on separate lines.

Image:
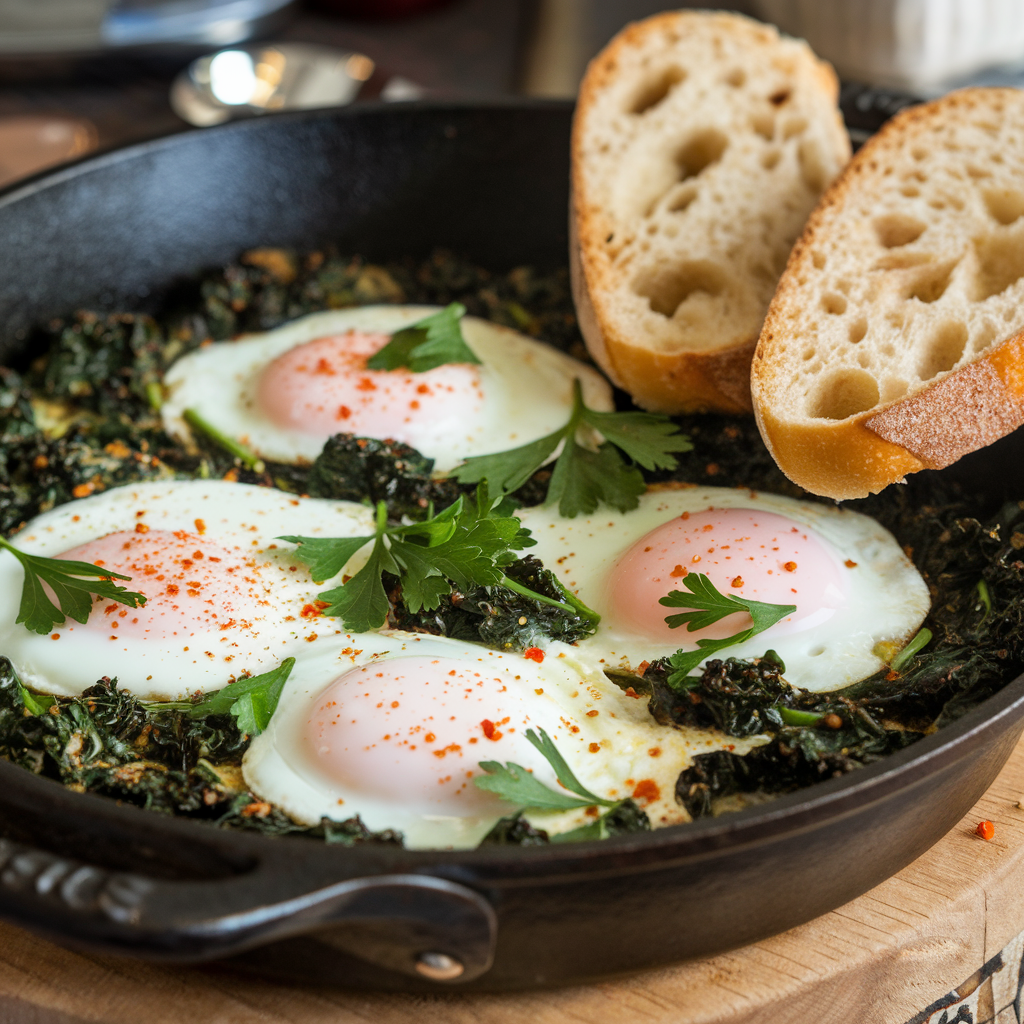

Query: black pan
left=0, top=99, right=1020, bottom=993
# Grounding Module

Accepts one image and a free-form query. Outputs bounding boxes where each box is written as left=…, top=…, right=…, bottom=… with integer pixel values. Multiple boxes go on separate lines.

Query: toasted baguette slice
left=753, top=87, right=1024, bottom=500
left=571, top=11, right=850, bottom=415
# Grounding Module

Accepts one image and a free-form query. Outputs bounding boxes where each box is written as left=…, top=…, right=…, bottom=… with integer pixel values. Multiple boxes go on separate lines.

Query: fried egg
left=243, top=631, right=765, bottom=849
left=0, top=480, right=375, bottom=700
left=161, top=306, right=613, bottom=472
left=517, top=487, right=930, bottom=691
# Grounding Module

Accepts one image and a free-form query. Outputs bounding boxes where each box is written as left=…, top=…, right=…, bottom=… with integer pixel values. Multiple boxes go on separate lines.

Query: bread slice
left=571, top=11, right=850, bottom=415
left=753, top=87, right=1024, bottom=501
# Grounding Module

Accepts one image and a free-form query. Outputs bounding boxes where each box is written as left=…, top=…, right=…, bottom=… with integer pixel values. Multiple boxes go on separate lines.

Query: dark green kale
left=479, top=813, right=551, bottom=846
left=305, top=433, right=463, bottom=518
left=0, top=658, right=399, bottom=844
left=389, top=554, right=596, bottom=652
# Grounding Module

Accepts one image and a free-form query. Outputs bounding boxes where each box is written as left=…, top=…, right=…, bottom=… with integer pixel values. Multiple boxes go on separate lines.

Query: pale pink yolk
left=606, top=508, right=848, bottom=642
left=256, top=331, right=483, bottom=442
left=56, top=529, right=269, bottom=641
left=306, top=656, right=538, bottom=815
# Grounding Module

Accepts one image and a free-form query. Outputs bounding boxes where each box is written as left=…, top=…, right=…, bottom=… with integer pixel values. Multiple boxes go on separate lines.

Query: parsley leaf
left=659, top=573, right=795, bottom=686
left=167, top=657, right=295, bottom=737
left=0, top=536, right=147, bottom=636
left=473, top=727, right=615, bottom=811
left=365, top=303, right=480, bottom=372
left=453, top=379, right=692, bottom=517
left=280, top=487, right=598, bottom=632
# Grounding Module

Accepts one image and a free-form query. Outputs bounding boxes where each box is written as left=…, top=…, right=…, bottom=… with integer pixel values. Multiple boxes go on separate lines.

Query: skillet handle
left=0, top=837, right=497, bottom=983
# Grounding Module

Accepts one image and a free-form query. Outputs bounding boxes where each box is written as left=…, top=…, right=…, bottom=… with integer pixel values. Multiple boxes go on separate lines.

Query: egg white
left=517, top=487, right=931, bottom=692
left=243, top=631, right=766, bottom=849
left=160, top=306, right=614, bottom=472
left=0, top=480, right=374, bottom=700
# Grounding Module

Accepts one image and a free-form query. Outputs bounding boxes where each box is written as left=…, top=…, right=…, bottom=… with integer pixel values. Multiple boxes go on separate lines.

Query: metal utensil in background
left=0, top=114, right=96, bottom=187
left=170, top=42, right=422, bottom=126
left=0, top=0, right=297, bottom=56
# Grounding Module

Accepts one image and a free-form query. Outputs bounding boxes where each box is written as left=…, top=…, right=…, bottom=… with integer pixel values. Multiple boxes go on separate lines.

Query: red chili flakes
left=336, top=405, right=352, bottom=420
left=844, top=559, right=858, bottom=568
left=425, top=732, right=435, bottom=743
left=301, top=601, right=328, bottom=619
left=680, top=511, right=690, bottom=520
left=72, top=483, right=95, bottom=498
left=588, top=742, right=601, bottom=753
left=648, top=747, right=661, bottom=757
left=416, top=383, right=431, bottom=394
left=313, top=357, right=335, bottom=376
left=50, top=633, right=60, bottom=641
left=976, top=820, right=995, bottom=841
left=524, top=647, right=544, bottom=663
left=194, top=518, right=207, bottom=535
left=165, top=584, right=179, bottom=596
left=305, top=633, right=318, bottom=643
left=624, top=687, right=640, bottom=698
left=636, top=661, right=650, bottom=677
left=356, top=377, right=376, bottom=391
left=670, top=564, right=688, bottom=578
left=586, top=709, right=599, bottom=717
left=432, top=743, right=462, bottom=759
left=240, top=801, right=272, bottom=818
left=731, top=576, right=744, bottom=588
left=783, top=561, right=798, bottom=572
left=632, top=779, right=660, bottom=803
left=223, top=468, right=239, bottom=482
left=481, top=719, right=501, bottom=741
left=132, top=522, right=149, bottom=534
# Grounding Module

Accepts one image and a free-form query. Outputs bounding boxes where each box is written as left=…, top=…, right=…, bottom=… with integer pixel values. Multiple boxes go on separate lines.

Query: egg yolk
left=305, top=656, right=546, bottom=815
left=256, top=331, right=483, bottom=442
left=606, top=508, right=848, bottom=641
left=56, top=529, right=270, bottom=641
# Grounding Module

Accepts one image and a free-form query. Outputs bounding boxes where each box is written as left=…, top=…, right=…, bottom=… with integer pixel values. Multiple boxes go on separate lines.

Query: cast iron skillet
left=0, top=98, right=1020, bottom=993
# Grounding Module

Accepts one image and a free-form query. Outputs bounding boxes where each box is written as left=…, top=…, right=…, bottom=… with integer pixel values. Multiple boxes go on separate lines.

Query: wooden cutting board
left=3, top=732, right=1024, bottom=1024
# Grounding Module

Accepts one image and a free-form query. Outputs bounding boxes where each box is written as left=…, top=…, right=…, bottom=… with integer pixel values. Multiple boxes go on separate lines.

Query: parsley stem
left=145, top=380, right=164, bottom=411
left=890, top=627, right=933, bottom=672
left=778, top=707, right=822, bottom=727
left=499, top=574, right=599, bottom=623
left=183, top=408, right=265, bottom=473
left=976, top=579, right=992, bottom=617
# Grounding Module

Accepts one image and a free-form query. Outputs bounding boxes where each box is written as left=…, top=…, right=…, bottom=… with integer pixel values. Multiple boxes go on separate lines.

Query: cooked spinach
left=1, top=246, right=1022, bottom=843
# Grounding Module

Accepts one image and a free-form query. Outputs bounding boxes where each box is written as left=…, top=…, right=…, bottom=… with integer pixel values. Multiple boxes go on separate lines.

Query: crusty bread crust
left=753, top=87, right=1024, bottom=500
left=572, top=11, right=849, bottom=415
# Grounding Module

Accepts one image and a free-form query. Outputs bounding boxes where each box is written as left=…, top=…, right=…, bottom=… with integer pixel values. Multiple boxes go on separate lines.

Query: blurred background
left=2, top=0, right=1024, bottom=188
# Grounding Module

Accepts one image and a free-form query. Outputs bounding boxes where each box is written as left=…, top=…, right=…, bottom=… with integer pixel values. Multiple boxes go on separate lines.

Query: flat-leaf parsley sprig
left=0, top=536, right=147, bottom=635
left=660, top=573, right=795, bottom=686
left=366, top=302, right=480, bottom=372
left=279, top=486, right=600, bottom=634
left=452, top=379, right=692, bottom=517
left=474, top=726, right=644, bottom=842
left=148, top=657, right=295, bottom=738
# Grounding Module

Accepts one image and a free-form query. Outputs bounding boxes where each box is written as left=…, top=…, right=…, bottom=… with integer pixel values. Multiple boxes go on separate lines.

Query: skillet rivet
left=415, top=952, right=465, bottom=981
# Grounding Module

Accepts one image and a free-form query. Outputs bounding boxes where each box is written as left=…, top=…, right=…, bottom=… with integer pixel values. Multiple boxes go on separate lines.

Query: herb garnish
left=365, top=302, right=480, bottom=372
left=660, top=573, right=795, bottom=686
left=149, top=656, right=294, bottom=737
left=474, top=726, right=616, bottom=811
left=474, top=726, right=647, bottom=842
left=452, top=379, right=692, bottom=517
left=0, top=536, right=147, bottom=635
left=183, top=407, right=266, bottom=473
left=280, top=487, right=599, bottom=633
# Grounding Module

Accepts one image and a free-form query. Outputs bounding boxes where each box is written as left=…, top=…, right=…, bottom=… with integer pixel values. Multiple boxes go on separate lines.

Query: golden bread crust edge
left=752, top=88, right=1024, bottom=500
left=571, top=10, right=843, bottom=416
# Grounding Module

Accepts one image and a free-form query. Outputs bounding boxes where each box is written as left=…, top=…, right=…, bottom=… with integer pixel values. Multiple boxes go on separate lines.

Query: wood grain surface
left=3, top=731, right=1024, bottom=1024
